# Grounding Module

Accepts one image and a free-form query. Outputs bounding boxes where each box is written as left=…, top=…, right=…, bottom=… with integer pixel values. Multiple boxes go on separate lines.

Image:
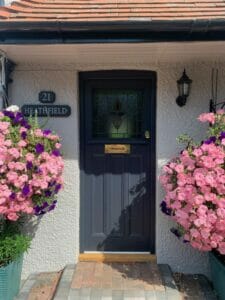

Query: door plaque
left=104, top=144, right=131, bottom=154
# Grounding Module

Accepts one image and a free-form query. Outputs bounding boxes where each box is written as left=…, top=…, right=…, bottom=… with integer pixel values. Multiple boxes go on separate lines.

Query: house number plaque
left=39, top=91, right=56, bottom=103
left=104, top=144, right=131, bottom=154
left=21, top=90, right=71, bottom=118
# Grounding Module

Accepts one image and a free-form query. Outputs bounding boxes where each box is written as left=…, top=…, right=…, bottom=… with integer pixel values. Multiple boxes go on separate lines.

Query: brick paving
left=71, top=262, right=164, bottom=291
left=69, top=262, right=180, bottom=299
left=16, top=263, right=217, bottom=300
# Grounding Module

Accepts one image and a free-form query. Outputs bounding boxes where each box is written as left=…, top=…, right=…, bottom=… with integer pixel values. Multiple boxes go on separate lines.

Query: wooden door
left=80, top=71, right=156, bottom=253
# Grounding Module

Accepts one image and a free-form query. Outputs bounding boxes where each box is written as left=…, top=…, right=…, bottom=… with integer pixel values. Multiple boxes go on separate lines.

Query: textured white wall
left=9, top=58, right=224, bottom=279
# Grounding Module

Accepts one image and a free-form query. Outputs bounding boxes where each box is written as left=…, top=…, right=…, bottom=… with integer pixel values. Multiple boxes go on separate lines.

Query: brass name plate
left=105, top=144, right=131, bottom=154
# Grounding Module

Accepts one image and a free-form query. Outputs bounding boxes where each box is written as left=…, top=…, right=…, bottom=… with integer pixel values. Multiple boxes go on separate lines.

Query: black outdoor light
left=176, top=69, right=192, bottom=107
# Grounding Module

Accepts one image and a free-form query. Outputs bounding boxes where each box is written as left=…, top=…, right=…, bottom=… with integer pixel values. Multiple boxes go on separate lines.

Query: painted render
left=6, top=43, right=224, bottom=279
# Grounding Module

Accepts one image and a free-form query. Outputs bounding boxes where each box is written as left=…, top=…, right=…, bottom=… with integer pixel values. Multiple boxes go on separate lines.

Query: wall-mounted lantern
left=176, top=69, right=192, bottom=107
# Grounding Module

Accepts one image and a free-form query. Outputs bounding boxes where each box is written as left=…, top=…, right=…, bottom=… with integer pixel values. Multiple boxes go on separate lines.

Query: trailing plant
left=0, top=105, right=64, bottom=221
left=160, top=110, right=225, bottom=255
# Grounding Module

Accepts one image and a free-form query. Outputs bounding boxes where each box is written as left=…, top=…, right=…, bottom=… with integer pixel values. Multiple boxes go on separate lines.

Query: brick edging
left=54, top=264, right=75, bottom=300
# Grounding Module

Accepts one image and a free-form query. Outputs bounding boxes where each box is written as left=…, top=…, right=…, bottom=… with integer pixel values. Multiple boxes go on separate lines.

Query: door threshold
left=84, top=251, right=151, bottom=254
left=79, top=253, right=156, bottom=263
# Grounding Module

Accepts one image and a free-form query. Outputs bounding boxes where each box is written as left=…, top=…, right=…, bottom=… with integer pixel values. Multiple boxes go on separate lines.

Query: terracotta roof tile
left=0, top=0, right=225, bottom=21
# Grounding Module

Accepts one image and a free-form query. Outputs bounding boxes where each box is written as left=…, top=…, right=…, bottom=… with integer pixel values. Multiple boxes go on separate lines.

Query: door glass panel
left=92, top=89, right=144, bottom=139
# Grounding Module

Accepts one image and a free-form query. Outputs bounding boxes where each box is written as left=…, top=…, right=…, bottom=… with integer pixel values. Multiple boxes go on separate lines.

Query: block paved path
left=16, top=262, right=217, bottom=300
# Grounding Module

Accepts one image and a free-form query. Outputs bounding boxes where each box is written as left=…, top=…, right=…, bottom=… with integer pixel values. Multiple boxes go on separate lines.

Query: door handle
left=144, top=130, right=150, bottom=140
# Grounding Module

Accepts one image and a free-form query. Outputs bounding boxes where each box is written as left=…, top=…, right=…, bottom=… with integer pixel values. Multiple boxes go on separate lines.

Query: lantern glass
left=177, top=69, right=192, bottom=98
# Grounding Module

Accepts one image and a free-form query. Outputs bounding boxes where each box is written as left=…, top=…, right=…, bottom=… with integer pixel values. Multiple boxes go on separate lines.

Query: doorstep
left=16, top=263, right=217, bottom=300
left=78, top=253, right=156, bottom=263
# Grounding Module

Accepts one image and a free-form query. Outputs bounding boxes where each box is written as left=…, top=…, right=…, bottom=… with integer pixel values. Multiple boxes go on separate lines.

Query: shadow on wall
left=22, top=215, right=42, bottom=240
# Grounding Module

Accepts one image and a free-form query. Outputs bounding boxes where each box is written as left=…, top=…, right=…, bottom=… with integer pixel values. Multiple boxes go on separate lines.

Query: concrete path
left=16, top=263, right=217, bottom=300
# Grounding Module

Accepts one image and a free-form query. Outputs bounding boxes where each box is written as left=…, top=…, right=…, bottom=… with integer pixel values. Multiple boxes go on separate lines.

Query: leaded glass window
left=92, top=89, right=144, bottom=139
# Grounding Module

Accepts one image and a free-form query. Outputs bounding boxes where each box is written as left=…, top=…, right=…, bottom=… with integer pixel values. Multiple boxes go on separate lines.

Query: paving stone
left=16, top=262, right=217, bottom=300
left=145, top=290, right=157, bottom=300
left=90, top=288, right=103, bottom=299
left=101, top=288, right=113, bottom=300
left=54, top=265, right=75, bottom=300
left=68, top=288, right=80, bottom=300
left=112, top=289, right=124, bottom=299
left=27, top=271, right=62, bottom=300
left=154, top=291, right=167, bottom=300
left=158, top=265, right=181, bottom=300
left=15, top=279, right=36, bottom=300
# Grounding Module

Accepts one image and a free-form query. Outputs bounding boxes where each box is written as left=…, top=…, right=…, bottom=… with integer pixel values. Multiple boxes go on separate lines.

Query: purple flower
left=42, top=202, right=49, bottom=209
left=34, top=166, right=42, bottom=174
left=52, top=149, right=61, bottom=157
left=35, top=143, right=44, bottom=154
left=48, top=201, right=57, bottom=212
left=26, top=161, right=33, bottom=170
left=220, top=132, right=225, bottom=140
left=160, top=201, right=172, bottom=216
left=43, top=129, right=51, bottom=135
left=55, top=184, right=61, bottom=193
left=20, top=119, right=31, bottom=129
left=13, top=112, right=24, bottom=124
left=34, top=205, right=46, bottom=216
left=22, top=184, right=30, bottom=196
left=34, top=206, right=41, bottom=214
left=10, top=192, right=16, bottom=200
left=204, top=136, right=216, bottom=144
left=3, top=110, right=15, bottom=119
left=45, top=190, right=52, bottom=197
left=21, top=131, right=27, bottom=139
left=49, top=181, right=56, bottom=187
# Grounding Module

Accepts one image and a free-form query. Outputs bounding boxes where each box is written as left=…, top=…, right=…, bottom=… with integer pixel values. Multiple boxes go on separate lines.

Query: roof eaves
left=0, top=19, right=225, bottom=44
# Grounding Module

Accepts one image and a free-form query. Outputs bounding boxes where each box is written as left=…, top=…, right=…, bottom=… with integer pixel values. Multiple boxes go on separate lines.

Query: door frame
left=79, top=70, right=157, bottom=254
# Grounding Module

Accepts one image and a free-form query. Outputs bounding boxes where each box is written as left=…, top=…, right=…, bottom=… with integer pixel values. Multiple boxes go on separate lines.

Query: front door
left=80, top=71, right=156, bottom=253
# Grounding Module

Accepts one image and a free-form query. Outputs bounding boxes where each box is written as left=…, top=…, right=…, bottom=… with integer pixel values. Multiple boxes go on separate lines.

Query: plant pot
left=0, top=256, right=23, bottom=300
left=209, top=252, right=225, bottom=300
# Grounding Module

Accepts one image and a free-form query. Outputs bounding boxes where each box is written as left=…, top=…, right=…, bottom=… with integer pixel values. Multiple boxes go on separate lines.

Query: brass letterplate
left=105, top=144, right=131, bottom=154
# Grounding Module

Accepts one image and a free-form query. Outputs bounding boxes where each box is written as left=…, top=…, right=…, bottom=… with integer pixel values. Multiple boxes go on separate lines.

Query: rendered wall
left=9, top=59, right=221, bottom=279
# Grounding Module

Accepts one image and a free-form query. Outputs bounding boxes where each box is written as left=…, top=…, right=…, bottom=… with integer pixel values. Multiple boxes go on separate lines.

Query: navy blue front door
left=80, top=71, right=156, bottom=253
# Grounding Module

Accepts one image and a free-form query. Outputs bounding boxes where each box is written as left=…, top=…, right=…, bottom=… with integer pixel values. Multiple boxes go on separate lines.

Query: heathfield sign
left=22, top=105, right=71, bottom=117
left=21, top=91, right=71, bottom=117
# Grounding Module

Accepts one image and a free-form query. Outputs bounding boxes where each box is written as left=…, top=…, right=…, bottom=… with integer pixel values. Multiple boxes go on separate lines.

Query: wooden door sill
left=79, top=253, right=156, bottom=263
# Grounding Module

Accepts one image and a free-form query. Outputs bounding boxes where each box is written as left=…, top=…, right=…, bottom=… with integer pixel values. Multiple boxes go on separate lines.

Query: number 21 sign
left=39, top=91, right=56, bottom=103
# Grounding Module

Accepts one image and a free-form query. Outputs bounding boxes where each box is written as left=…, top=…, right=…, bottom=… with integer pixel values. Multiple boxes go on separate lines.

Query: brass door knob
left=145, top=130, right=150, bottom=139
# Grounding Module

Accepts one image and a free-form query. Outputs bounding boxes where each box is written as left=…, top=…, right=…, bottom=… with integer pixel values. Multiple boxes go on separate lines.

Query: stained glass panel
left=92, top=89, right=143, bottom=139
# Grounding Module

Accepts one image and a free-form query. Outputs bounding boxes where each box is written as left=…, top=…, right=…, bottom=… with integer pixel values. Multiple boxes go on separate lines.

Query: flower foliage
left=160, top=110, right=225, bottom=255
left=0, top=107, right=64, bottom=221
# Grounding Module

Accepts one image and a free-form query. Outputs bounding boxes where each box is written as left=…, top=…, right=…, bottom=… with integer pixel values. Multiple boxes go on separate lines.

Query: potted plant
left=0, top=219, right=31, bottom=300
left=0, top=105, right=64, bottom=300
left=160, top=110, right=225, bottom=300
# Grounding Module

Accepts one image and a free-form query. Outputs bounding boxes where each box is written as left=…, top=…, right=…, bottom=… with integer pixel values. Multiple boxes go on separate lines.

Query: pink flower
left=26, top=153, right=34, bottom=162
left=18, top=140, right=27, bottom=148
left=198, top=113, right=215, bottom=124
left=7, top=213, right=19, bottom=221
left=218, top=242, right=225, bottom=255
left=8, top=148, right=20, bottom=159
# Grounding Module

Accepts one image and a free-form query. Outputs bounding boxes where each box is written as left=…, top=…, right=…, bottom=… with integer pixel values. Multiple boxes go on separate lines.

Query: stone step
left=15, top=270, right=62, bottom=300
left=16, top=262, right=217, bottom=300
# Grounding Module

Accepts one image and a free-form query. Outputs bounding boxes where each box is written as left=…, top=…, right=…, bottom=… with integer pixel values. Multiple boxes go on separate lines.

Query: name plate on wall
left=21, top=104, right=71, bottom=117
left=105, top=144, right=131, bottom=154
